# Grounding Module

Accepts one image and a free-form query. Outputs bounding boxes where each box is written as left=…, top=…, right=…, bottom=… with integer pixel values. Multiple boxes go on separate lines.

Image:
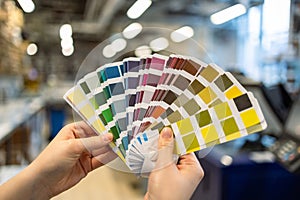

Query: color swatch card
left=64, top=53, right=267, bottom=176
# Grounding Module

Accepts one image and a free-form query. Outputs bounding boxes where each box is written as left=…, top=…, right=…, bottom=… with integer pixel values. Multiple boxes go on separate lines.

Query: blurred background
left=1, top=0, right=300, bottom=199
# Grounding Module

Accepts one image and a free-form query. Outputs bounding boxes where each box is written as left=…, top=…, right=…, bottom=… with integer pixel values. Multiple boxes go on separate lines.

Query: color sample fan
left=64, top=54, right=267, bottom=176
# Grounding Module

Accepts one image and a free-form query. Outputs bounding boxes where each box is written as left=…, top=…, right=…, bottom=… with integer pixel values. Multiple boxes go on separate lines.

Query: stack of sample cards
left=64, top=54, right=267, bottom=176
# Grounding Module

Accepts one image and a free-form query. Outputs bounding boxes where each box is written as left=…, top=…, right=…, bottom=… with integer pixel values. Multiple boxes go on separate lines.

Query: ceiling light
left=62, top=46, right=74, bottom=57
left=111, top=38, right=127, bottom=52
left=122, top=23, right=143, bottom=39
left=103, top=45, right=116, bottom=58
left=210, top=4, right=246, bottom=25
left=17, top=0, right=35, bottom=13
left=59, top=24, right=72, bottom=39
left=61, top=37, right=73, bottom=49
left=26, top=43, right=38, bottom=55
left=134, top=45, right=152, bottom=57
left=170, top=26, right=194, bottom=43
left=149, top=37, right=169, bottom=52
left=127, top=0, right=152, bottom=19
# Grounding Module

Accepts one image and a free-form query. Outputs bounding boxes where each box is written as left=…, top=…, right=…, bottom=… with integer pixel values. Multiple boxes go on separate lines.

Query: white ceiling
left=20, top=0, right=237, bottom=42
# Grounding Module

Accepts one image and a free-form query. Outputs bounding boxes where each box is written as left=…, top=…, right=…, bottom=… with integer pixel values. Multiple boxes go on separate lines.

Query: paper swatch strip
left=64, top=53, right=267, bottom=176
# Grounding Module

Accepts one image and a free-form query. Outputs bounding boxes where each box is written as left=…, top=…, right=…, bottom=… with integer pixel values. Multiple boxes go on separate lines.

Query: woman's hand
left=0, top=121, right=117, bottom=199
left=145, top=127, right=204, bottom=200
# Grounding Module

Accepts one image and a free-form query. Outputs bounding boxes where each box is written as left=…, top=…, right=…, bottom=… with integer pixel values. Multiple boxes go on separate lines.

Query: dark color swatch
left=128, top=94, right=137, bottom=106
left=109, top=82, right=125, bottom=96
left=188, top=79, right=205, bottom=95
left=195, top=110, right=212, bottom=127
left=105, top=66, right=121, bottom=79
left=233, top=93, right=252, bottom=112
left=80, top=82, right=91, bottom=94
left=163, top=90, right=178, bottom=105
left=183, top=60, right=201, bottom=76
left=215, top=74, right=233, bottom=92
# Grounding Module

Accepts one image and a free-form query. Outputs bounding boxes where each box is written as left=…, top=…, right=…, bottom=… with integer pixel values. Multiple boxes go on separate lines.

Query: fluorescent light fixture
left=62, top=46, right=74, bottom=57
left=59, top=24, right=72, bottom=39
left=103, top=45, right=116, bottom=58
left=210, top=4, right=246, bottom=25
left=149, top=37, right=169, bottom=52
left=26, top=43, right=38, bottom=55
left=17, top=0, right=35, bottom=13
left=135, top=45, right=152, bottom=57
left=127, top=0, right=152, bottom=19
left=61, top=37, right=73, bottom=49
left=122, top=23, right=143, bottom=39
left=111, top=38, right=127, bottom=52
left=170, top=26, right=194, bottom=43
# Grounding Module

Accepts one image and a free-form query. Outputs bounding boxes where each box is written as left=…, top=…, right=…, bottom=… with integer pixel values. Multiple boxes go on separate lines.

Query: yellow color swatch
left=214, top=102, right=232, bottom=120
left=116, top=149, right=126, bottom=162
left=67, top=88, right=86, bottom=105
left=198, top=87, right=217, bottom=104
left=208, top=98, right=222, bottom=108
left=225, top=85, right=243, bottom=99
left=79, top=104, right=95, bottom=119
left=225, top=131, right=241, bottom=141
left=92, top=119, right=106, bottom=134
left=201, top=125, right=219, bottom=144
left=174, top=141, right=181, bottom=154
left=182, top=133, right=200, bottom=153
left=108, top=142, right=126, bottom=162
left=177, top=118, right=194, bottom=135
left=246, top=123, right=263, bottom=134
left=240, top=108, right=260, bottom=128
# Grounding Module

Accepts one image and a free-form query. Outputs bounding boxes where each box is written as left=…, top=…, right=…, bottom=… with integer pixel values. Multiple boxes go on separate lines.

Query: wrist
left=25, top=162, right=52, bottom=199
left=0, top=163, right=51, bottom=200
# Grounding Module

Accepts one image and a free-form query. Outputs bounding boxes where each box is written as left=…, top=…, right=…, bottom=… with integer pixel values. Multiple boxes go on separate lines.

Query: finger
left=178, top=153, right=199, bottom=165
left=92, top=150, right=118, bottom=168
left=90, top=145, right=113, bottom=156
left=79, top=133, right=113, bottom=153
left=74, top=121, right=98, bottom=138
left=177, top=153, right=204, bottom=181
left=155, top=127, right=175, bottom=170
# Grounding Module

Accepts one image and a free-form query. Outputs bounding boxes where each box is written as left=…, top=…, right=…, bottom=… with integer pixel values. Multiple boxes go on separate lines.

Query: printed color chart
left=64, top=54, right=267, bottom=176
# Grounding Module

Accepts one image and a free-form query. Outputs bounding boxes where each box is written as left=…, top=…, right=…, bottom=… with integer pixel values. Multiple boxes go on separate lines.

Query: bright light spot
left=17, top=0, right=35, bottom=13
left=26, top=43, right=38, bottom=55
left=103, top=45, right=116, bottom=58
left=61, top=37, right=73, bottom=49
left=134, top=45, right=152, bottom=57
left=170, top=26, right=194, bottom=43
left=111, top=38, right=127, bottom=52
left=62, top=46, right=74, bottom=57
left=149, top=37, right=169, bottom=52
left=122, top=23, right=143, bottom=39
left=220, top=155, right=233, bottom=166
left=127, top=0, right=152, bottom=19
left=59, top=24, right=72, bottom=39
left=210, top=4, right=246, bottom=25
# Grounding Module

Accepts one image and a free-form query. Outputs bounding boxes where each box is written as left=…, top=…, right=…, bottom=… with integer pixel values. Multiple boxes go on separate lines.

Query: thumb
left=155, top=127, right=175, bottom=170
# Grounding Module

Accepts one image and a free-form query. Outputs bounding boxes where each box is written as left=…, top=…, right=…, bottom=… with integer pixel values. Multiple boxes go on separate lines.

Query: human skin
left=0, top=123, right=204, bottom=200
left=145, top=127, right=204, bottom=200
left=0, top=122, right=116, bottom=199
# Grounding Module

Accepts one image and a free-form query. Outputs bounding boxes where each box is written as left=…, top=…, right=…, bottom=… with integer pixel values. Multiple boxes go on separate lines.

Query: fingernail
left=161, top=127, right=172, bottom=139
left=103, top=133, right=113, bottom=142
